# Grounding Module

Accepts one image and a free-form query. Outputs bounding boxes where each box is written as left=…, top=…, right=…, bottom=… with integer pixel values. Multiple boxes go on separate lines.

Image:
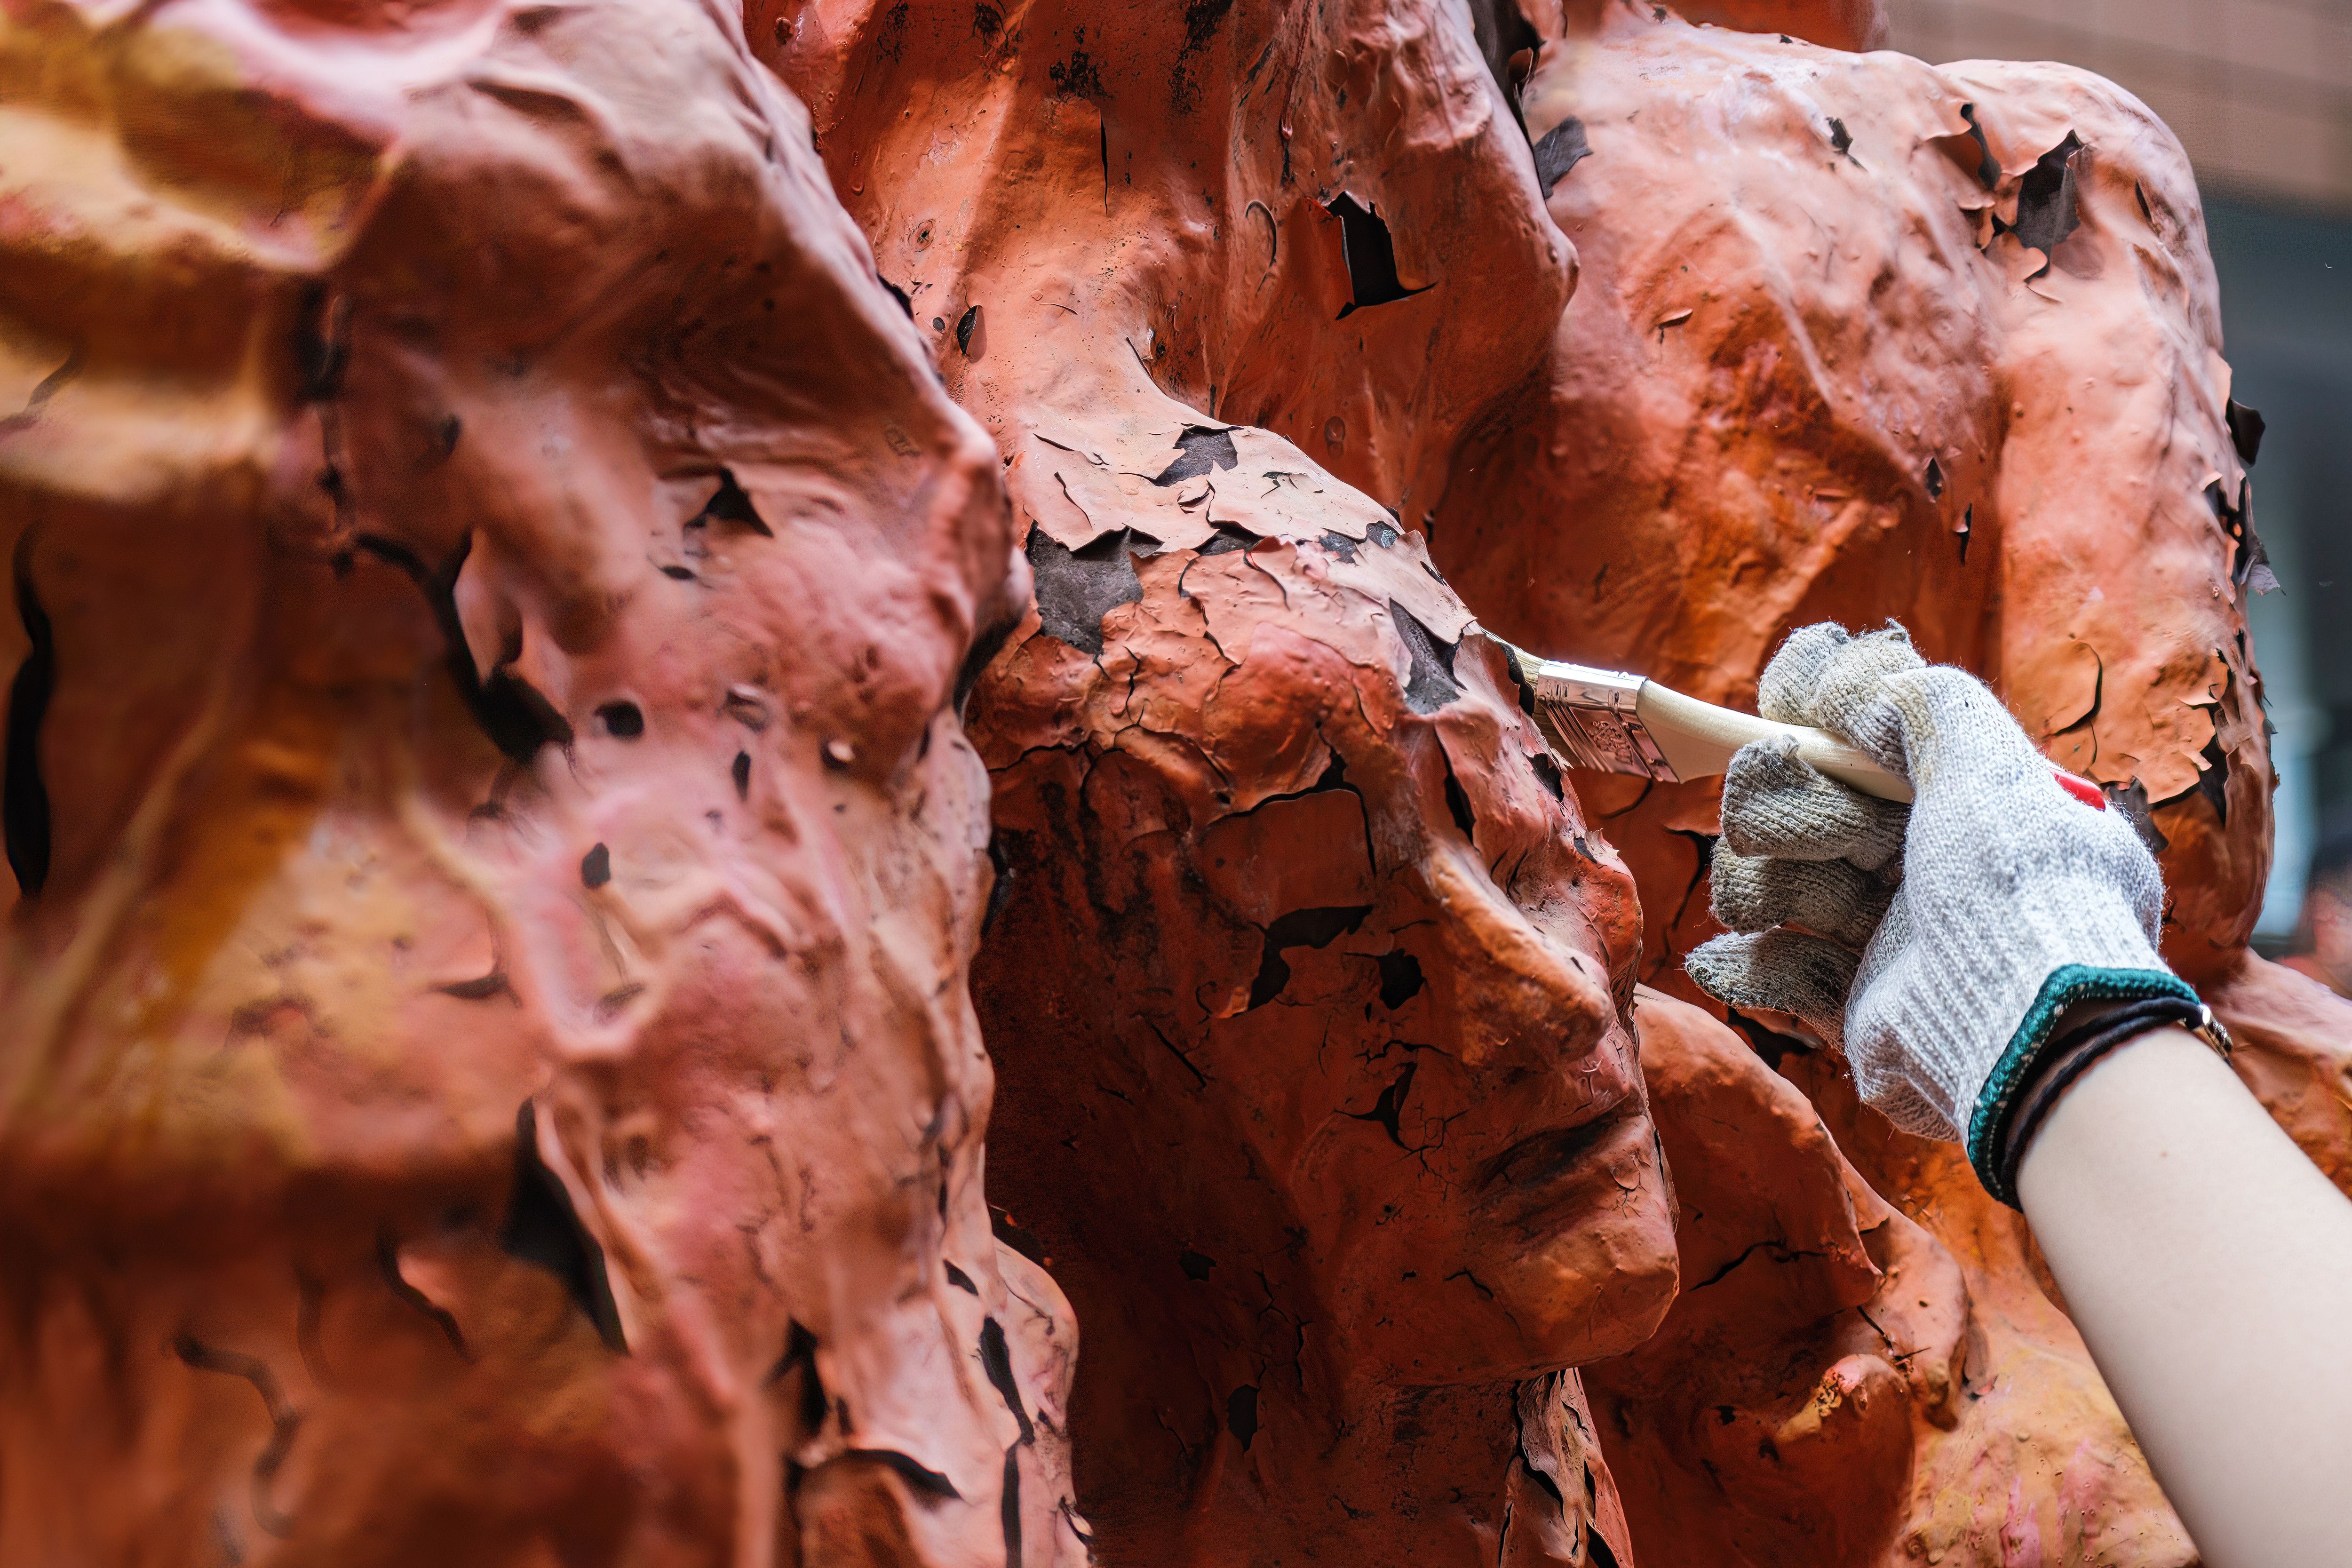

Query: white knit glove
left=1685, top=623, right=2200, bottom=1192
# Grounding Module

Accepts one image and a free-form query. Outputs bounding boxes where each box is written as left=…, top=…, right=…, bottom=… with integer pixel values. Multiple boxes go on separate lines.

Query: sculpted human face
left=975, top=460, right=1679, bottom=1390
left=0, top=0, right=1071, bottom=1560
left=1188, top=604, right=1678, bottom=1382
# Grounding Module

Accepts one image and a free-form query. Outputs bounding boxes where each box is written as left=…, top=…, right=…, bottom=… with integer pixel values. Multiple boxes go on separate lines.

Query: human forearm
left=2018, top=1026, right=2352, bottom=1567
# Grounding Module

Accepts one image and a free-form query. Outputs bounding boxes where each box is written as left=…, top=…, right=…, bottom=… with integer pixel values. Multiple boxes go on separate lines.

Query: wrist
left=1964, top=964, right=2219, bottom=1208
left=2010, top=1024, right=2257, bottom=1218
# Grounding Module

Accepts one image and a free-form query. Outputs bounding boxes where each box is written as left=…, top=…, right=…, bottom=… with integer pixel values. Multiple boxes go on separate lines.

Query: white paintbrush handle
left=1502, top=642, right=2110, bottom=813
left=1635, top=680, right=2112, bottom=813
left=1635, top=682, right=1915, bottom=803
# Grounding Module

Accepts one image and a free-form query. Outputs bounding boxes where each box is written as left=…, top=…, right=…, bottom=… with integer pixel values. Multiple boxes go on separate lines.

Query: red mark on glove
left=2051, top=766, right=2107, bottom=811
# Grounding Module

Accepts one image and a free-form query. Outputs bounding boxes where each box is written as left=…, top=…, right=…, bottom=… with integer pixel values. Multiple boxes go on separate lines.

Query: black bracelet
left=1989, top=997, right=2208, bottom=1203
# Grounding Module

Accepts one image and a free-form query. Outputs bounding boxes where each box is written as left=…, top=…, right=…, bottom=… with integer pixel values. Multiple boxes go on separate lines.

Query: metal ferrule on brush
left=1503, top=648, right=1681, bottom=783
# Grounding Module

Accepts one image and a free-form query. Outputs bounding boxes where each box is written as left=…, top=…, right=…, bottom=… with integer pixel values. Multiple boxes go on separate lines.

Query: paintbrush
left=1494, top=642, right=2109, bottom=810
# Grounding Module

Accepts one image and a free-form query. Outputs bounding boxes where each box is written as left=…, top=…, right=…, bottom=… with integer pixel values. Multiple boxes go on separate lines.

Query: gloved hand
left=1685, top=622, right=2205, bottom=1202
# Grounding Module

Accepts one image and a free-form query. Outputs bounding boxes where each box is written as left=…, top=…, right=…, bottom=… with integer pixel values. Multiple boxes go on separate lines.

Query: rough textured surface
left=1441, top=8, right=2271, bottom=991
left=2, top=0, right=2304, bottom=1559
left=755, top=0, right=1574, bottom=531
left=763, top=3, right=1663, bottom=1563
left=1427, top=8, right=2263, bottom=1565
left=972, top=515, right=1669, bottom=1568
left=1776, top=1054, right=2204, bottom=1567
left=768, top=0, right=2283, bottom=1563
left=0, top=0, right=1079, bottom=1560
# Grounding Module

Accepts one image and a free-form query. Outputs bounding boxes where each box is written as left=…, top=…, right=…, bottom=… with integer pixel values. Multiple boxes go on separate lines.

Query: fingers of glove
left=1801, top=626, right=1927, bottom=763
left=1758, top=622, right=1854, bottom=724
left=1709, top=850, right=1894, bottom=949
left=1758, top=620, right=1924, bottom=719
left=1684, top=930, right=1859, bottom=1051
left=1719, top=737, right=1909, bottom=869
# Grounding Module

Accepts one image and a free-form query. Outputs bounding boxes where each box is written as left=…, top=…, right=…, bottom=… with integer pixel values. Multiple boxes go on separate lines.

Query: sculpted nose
left=1415, top=831, right=1621, bottom=1074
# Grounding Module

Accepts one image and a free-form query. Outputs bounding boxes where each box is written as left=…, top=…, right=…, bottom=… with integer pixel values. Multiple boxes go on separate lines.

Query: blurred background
left=1888, top=0, right=2352, bottom=972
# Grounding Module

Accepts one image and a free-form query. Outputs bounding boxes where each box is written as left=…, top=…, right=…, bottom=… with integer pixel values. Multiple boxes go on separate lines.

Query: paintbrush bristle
left=1493, top=640, right=1682, bottom=783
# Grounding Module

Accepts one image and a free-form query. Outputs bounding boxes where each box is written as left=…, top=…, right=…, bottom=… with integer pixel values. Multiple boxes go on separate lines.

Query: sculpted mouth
left=1484, top=1112, right=1625, bottom=1194
left=1476, top=1089, right=1651, bottom=1235
left=1478, top=1039, right=1643, bottom=1188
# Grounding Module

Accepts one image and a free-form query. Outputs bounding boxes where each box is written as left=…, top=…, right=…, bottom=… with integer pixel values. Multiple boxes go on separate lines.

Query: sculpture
left=1435, top=7, right=2351, bottom=1562
left=759, top=0, right=2265, bottom=1564
left=972, top=490, right=1672, bottom=1567
left=6, top=0, right=2338, bottom=1559
left=1442, top=8, right=2271, bottom=987
left=758, top=0, right=1695, bottom=1560
left=0, top=0, right=1078, bottom=1559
